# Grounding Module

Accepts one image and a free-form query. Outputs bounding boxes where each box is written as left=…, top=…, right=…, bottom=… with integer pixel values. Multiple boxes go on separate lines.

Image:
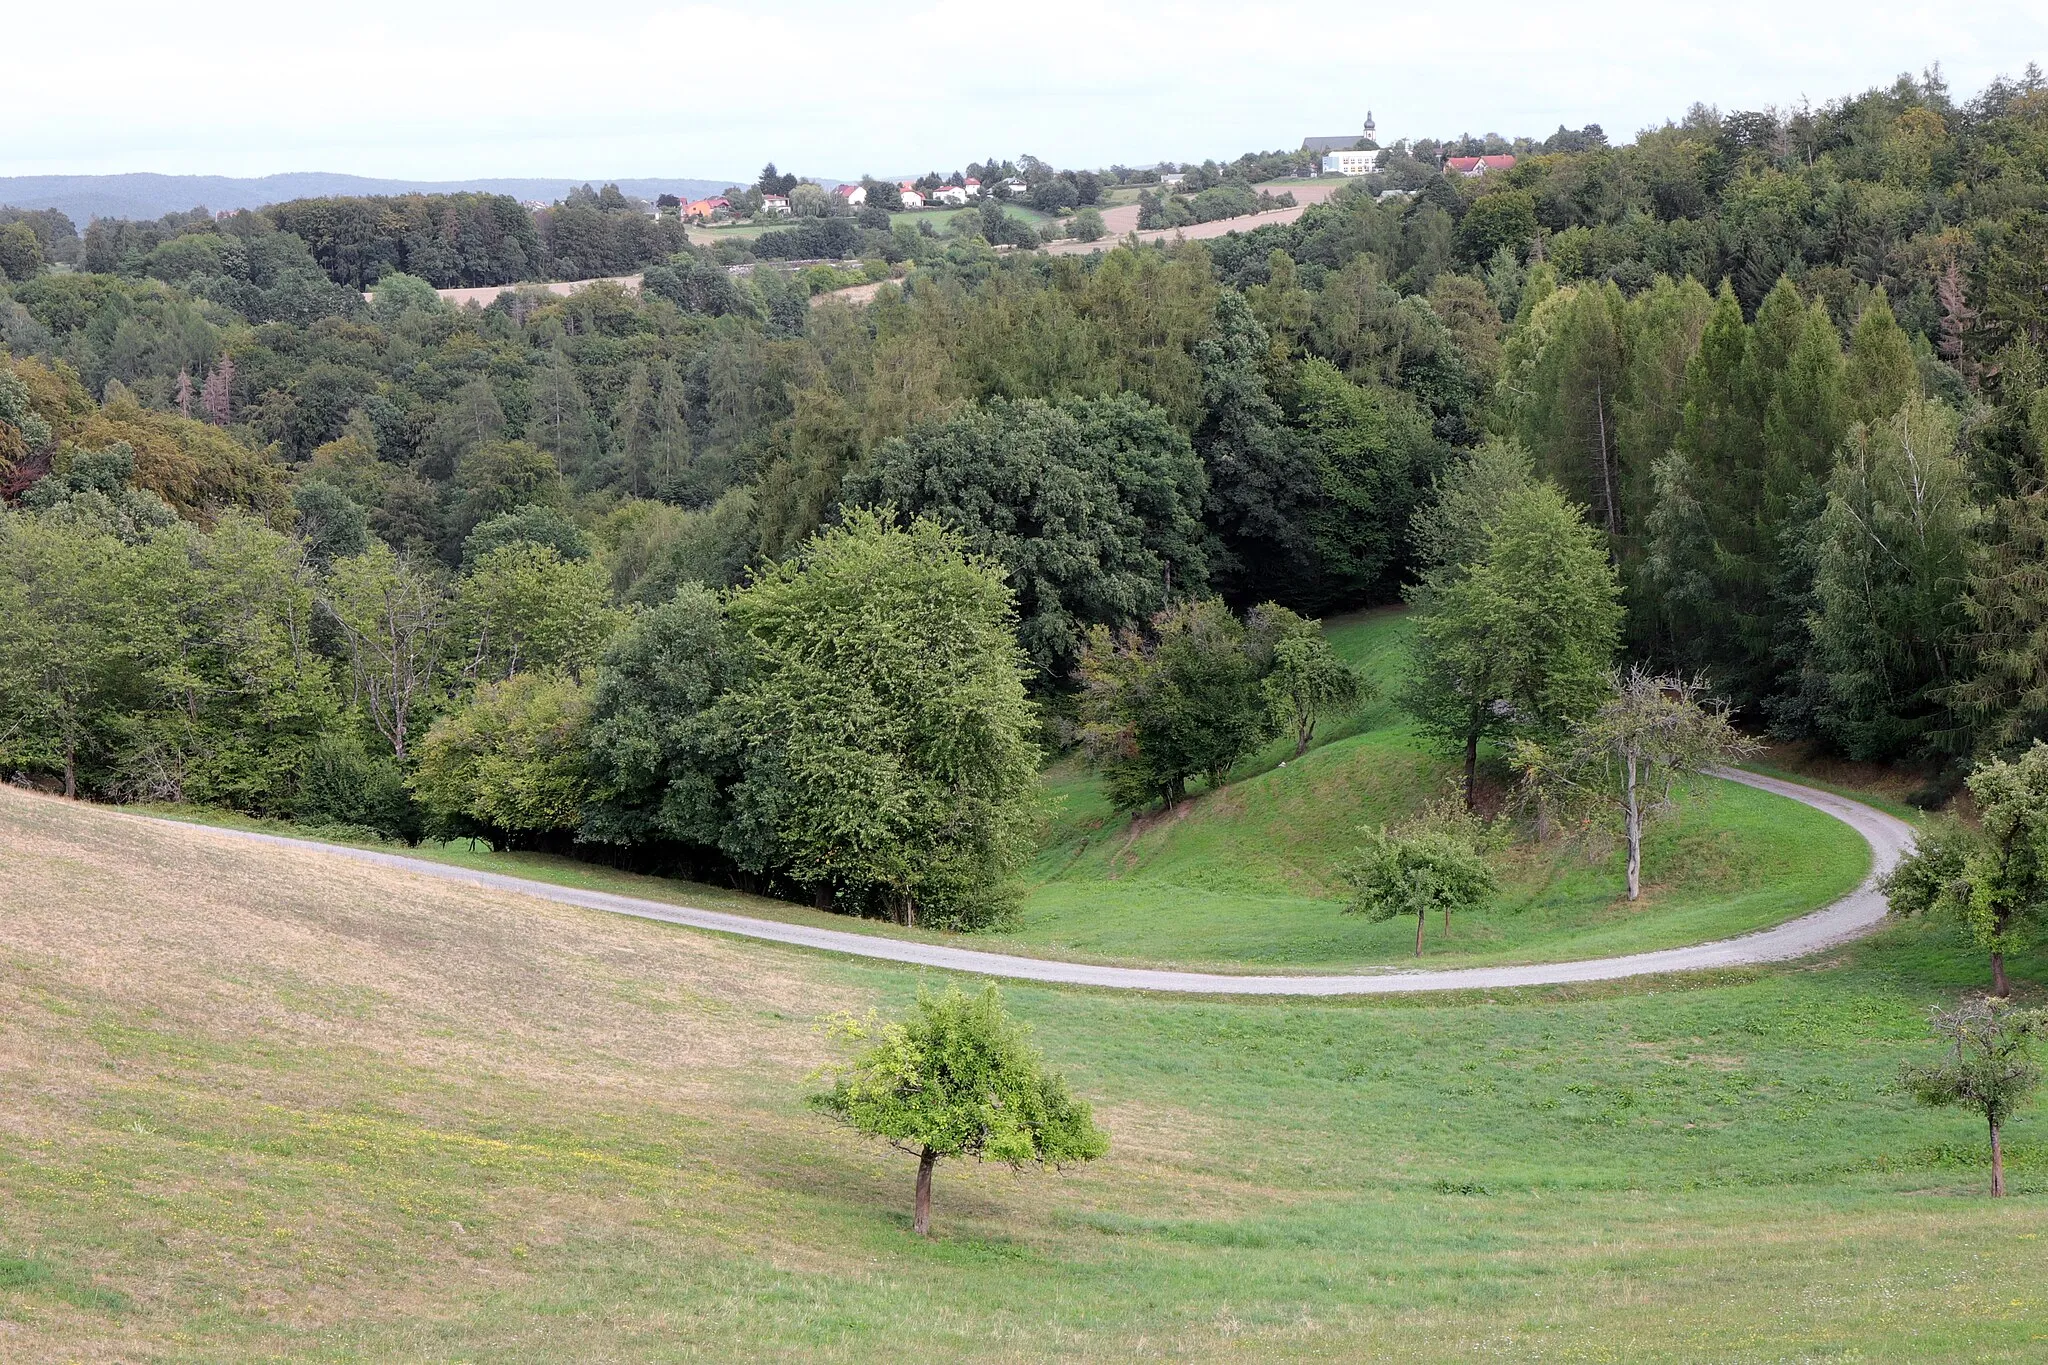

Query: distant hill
left=0, top=173, right=850, bottom=225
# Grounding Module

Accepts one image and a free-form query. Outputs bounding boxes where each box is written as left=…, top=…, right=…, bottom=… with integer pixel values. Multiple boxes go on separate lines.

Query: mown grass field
left=0, top=786, right=2042, bottom=1360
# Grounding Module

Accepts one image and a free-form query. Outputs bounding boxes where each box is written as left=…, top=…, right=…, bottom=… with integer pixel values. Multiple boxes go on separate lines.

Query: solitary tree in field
left=812, top=985, right=1108, bottom=1237
left=1344, top=807, right=1498, bottom=955
left=1899, top=1000, right=2042, bottom=1197
left=1885, top=742, right=2048, bottom=996
left=1515, top=667, right=1758, bottom=901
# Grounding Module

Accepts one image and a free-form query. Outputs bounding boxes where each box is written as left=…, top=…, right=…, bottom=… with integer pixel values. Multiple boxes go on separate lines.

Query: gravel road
left=113, top=768, right=1911, bottom=996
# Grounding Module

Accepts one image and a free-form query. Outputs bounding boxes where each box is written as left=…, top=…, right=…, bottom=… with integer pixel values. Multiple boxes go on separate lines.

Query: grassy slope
left=1, top=787, right=2042, bottom=1361
left=1014, top=610, right=1872, bottom=967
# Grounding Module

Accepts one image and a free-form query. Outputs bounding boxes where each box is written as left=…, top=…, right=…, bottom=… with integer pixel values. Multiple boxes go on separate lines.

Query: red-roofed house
left=684, top=196, right=731, bottom=219
left=1444, top=155, right=1516, bottom=177
left=832, top=183, right=867, bottom=206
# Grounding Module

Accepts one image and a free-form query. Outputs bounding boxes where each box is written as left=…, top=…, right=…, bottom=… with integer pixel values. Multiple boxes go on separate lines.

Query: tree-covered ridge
left=6, top=67, right=2048, bottom=920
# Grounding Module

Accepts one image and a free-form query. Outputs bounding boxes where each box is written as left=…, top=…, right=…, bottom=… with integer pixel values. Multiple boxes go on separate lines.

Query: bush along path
left=107, top=767, right=1911, bottom=996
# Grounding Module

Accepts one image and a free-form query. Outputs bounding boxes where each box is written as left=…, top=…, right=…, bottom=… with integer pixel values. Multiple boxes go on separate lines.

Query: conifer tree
left=1955, top=487, right=2048, bottom=752
left=1809, top=400, right=1979, bottom=761
left=1844, top=291, right=1919, bottom=429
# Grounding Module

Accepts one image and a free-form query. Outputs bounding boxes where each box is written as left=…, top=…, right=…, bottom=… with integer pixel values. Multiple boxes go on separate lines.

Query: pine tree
left=1650, top=283, right=1760, bottom=690
left=618, top=361, right=691, bottom=501
left=528, top=346, right=596, bottom=483
left=1614, top=276, right=1713, bottom=645
left=1519, top=281, right=1629, bottom=541
left=200, top=355, right=234, bottom=426
left=1844, top=290, right=1919, bottom=429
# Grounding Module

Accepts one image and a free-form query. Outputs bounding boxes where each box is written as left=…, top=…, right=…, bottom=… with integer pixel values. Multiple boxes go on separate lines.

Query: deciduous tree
left=1514, top=667, right=1758, bottom=901
left=1404, top=481, right=1622, bottom=806
left=811, top=984, right=1108, bottom=1237
left=1899, top=1000, right=2043, bottom=1197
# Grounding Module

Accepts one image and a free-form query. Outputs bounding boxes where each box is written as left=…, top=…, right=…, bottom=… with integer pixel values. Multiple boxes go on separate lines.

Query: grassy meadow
left=1011, top=610, right=1870, bottom=968
left=0, top=785, right=2043, bottom=1360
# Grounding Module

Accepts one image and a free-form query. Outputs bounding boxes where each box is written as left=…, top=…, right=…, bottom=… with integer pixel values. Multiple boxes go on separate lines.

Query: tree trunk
left=913, top=1146, right=937, bottom=1236
left=1414, top=907, right=1426, bottom=957
left=1990, top=1117, right=2005, bottom=1197
left=1463, top=729, right=1479, bottom=811
left=1992, top=951, right=2010, bottom=999
left=63, top=737, right=76, bottom=800
left=1624, top=752, right=1642, bottom=902
left=1295, top=724, right=1310, bottom=758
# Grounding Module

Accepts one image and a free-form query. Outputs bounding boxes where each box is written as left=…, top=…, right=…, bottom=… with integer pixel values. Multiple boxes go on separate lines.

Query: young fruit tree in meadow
left=1899, top=1000, right=2042, bottom=1197
left=1885, top=742, right=2048, bottom=996
left=812, top=984, right=1108, bottom=1237
left=1344, top=805, right=1499, bottom=955
left=1513, top=667, right=1759, bottom=901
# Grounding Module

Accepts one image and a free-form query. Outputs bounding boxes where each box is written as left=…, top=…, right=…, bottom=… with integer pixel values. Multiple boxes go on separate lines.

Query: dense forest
left=5, top=67, right=2048, bottom=922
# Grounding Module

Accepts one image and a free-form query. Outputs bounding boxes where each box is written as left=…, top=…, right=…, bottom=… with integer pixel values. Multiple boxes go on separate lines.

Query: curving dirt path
left=98, top=768, right=1911, bottom=996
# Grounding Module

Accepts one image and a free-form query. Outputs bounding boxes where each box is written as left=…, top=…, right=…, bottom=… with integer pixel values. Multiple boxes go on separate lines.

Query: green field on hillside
left=0, top=788, right=2040, bottom=1360
left=1013, top=610, right=1870, bottom=968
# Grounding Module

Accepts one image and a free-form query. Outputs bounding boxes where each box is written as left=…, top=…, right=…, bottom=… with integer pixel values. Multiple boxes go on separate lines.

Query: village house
left=832, top=183, right=866, bottom=206
left=1444, top=154, right=1517, bottom=177
left=930, top=185, right=970, bottom=206
left=898, top=182, right=926, bottom=209
left=760, top=193, right=791, bottom=215
left=962, top=178, right=982, bottom=196
left=684, top=196, right=730, bottom=220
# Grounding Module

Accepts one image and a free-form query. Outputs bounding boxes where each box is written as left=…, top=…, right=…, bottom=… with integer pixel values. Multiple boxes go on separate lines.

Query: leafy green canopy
left=1899, top=1000, right=2043, bottom=1197
left=1345, top=808, right=1498, bottom=956
left=721, top=509, right=1041, bottom=928
left=1886, top=742, right=2048, bottom=996
left=1404, top=476, right=1623, bottom=804
left=843, top=393, right=1209, bottom=683
left=409, top=672, right=593, bottom=848
left=812, top=984, right=1108, bottom=1234
left=1078, top=598, right=1281, bottom=811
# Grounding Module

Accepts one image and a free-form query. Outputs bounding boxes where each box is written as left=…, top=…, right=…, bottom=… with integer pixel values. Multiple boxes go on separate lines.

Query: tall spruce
left=1844, top=291, right=1920, bottom=430
left=1809, top=400, right=1979, bottom=762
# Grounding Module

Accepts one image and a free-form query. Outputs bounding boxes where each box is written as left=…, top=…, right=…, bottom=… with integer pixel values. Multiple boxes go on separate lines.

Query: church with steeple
left=1303, top=111, right=1384, bottom=174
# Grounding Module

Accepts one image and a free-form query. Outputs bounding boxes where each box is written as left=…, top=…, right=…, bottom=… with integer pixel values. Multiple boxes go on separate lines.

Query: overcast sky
left=11, top=1, right=2046, bottom=182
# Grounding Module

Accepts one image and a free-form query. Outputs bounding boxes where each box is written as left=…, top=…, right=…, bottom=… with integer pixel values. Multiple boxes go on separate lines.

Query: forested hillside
left=5, top=68, right=2048, bottom=920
